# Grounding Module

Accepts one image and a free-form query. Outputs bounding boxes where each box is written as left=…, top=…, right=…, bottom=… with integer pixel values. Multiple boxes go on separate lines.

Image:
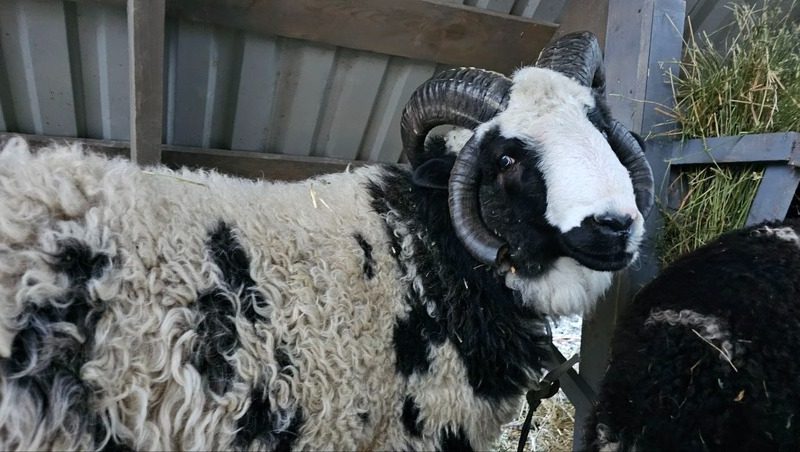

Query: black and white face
left=473, top=68, right=645, bottom=314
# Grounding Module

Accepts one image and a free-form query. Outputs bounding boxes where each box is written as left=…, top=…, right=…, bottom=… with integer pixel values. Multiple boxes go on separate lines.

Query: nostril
left=592, top=213, right=634, bottom=234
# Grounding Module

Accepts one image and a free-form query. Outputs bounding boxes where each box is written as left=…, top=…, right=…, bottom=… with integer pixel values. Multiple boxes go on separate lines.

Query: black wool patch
left=358, top=412, right=370, bottom=425
left=439, top=426, right=473, bottom=452
left=354, top=233, right=376, bottom=279
left=401, top=396, right=423, bottom=437
left=368, top=167, right=550, bottom=400
left=393, top=298, right=446, bottom=377
left=194, top=221, right=266, bottom=395
left=194, top=289, right=239, bottom=395
left=206, top=220, right=263, bottom=323
left=95, top=422, right=135, bottom=452
left=2, top=239, right=111, bottom=448
left=235, top=388, right=303, bottom=451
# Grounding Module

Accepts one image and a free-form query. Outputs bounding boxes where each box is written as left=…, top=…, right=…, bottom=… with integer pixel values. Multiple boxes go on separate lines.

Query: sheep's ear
left=412, top=155, right=456, bottom=190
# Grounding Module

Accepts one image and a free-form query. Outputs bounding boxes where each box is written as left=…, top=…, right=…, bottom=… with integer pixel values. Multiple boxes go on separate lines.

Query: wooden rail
left=652, top=132, right=800, bottom=227
left=127, top=0, right=165, bottom=165
left=71, top=0, right=557, bottom=74
left=0, top=132, right=356, bottom=181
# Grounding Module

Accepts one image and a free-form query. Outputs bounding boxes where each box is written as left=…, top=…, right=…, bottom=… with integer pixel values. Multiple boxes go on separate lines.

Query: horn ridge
left=607, top=120, right=655, bottom=218
left=536, top=31, right=606, bottom=97
left=401, top=68, right=511, bottom=168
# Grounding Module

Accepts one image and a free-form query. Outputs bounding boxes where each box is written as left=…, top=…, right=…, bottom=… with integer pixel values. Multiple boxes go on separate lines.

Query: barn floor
left=495, top=315, right=583, bottom=452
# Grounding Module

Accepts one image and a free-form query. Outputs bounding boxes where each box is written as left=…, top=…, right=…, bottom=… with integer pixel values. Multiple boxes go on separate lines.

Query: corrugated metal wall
left=1, top=1, right=794, bottom=164
left=0, top=0, right=567, bottom=163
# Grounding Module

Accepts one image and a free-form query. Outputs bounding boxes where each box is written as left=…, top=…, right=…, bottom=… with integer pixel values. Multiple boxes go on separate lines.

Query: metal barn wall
left=1, top=0, right=795, bottom=165
left=0, top=0, right=568, bottom=164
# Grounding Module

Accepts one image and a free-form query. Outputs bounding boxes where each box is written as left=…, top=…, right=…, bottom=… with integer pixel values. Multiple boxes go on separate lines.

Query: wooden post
left=573, top=0, right=687, bottom=448
left=128, top=0, right=165, bottom=165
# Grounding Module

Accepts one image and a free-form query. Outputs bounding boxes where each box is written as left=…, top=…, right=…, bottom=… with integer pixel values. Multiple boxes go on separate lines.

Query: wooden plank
left=128, top=0, right=165, bottom=165
left=163, top=0, right=556, bottom=74
left=161, top=146, right=354, bottom=181
left=552, top=0, right=609, bottom=45
left=0, top=132, right=358, bottom=182
left=74, top=0, right=557, bottom=73
left=667, top=132, right=800, bottom=166
left=0, top=132, right=129, bottom=158
left=746, top=165, right=800, bottom=226
left=574, top=0, right=686, bottom=448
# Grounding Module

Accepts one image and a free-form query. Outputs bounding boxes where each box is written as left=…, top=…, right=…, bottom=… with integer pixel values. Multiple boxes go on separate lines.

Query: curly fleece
left=0, top=137, right=608, bottom=451
left=586, top=220, right=800, bottom=452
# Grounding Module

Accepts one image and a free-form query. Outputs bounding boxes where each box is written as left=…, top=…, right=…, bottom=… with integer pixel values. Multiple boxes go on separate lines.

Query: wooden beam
left=553, top=0, right=609, bottom=47
left=128, top=0, right=165, bottom=165
left=667, top=132, right=800, bottom=166
left=74, top=0, right=558, bottom=74
left=746, top=165, right=800, bottom=226
left=160, top=146, right=354, bottom=181
left=0, top=133, right=356, bottom=182
left=573, top=0, right=687, bottom=447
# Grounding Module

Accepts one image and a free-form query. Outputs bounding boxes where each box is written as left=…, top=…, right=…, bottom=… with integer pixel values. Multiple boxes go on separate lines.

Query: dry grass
left=659, top=0, right=800, bottom=265
left=495, top=392, right=576, bottom=452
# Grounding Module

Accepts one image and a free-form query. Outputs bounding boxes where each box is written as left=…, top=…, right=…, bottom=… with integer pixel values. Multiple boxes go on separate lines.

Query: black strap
left=517, top=347, right=580, bottom=452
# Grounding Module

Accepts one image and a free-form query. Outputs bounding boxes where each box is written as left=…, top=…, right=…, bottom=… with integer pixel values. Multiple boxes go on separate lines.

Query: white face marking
left=505, top=257, right=613, bottom=316
left=753, top=225, right=800, bottom=247
left=476, top=67, right=645, bottom=255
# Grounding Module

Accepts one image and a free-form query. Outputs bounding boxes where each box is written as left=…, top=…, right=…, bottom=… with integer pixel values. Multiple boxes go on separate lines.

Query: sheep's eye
left=498, top=155, right=516, bottom=171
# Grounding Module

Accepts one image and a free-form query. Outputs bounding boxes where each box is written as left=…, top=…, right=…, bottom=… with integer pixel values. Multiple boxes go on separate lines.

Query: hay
left=495, top=316, right=582, bottom=452
left=659, top=0, right=800, bottom=266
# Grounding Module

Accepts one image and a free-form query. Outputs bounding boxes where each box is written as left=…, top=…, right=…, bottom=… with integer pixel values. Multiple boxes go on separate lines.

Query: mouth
left=558, top=236, right=632, bottom=271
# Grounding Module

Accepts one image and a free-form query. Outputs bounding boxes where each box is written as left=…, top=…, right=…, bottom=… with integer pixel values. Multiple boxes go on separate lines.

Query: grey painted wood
left=574, top=0, right=687, bottom=448
left=0, top=131, right=355, bottom=182
left=312, top=49, right=389, bottom=160
left=230, top=34, right=279, bottom=152
left=357, top=57, right=438, bottom=163
left=76, top=3, right=130, bottom=140
left=667, top=132, right=800, bottom=166
left=0, top=1, right=77, bottom=136
left=267, top=39, right=337, bottom=156
left=165, top=0, right=556, bottom=74
left=746, top=165, right=800, bottom=226
left=553, top=0, right=609, bottom=45
left=128, top=0, right=165, bottom=165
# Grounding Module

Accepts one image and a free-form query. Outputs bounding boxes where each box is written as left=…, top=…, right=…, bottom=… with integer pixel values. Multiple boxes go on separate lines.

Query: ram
left=586, top=220, right=800, bottom=452
left=0, top=32, right=651, bottom=451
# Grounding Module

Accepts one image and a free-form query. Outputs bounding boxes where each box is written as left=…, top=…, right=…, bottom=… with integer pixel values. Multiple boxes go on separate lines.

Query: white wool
left=506, top=257, right=613, bottom=316
left=478, top=68, right=644, bottom=248
left=753, top=225, right=800, bottom=247
left=0, top=135, right=635, bottom=450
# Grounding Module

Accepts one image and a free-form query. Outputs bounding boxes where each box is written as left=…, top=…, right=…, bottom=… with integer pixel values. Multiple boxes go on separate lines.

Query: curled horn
left=535, top=31, right=606, bottom=97
left=400, top=68, right=511, bottom=168
left=537, top=31, right=655, bottom=219
left=400, top=68, right=513, bottom=265
left=607, top=120, right=654, bottom=217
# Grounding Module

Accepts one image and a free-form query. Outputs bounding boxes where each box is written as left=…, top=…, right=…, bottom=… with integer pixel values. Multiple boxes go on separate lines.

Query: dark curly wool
left=370, top=166, right=552, bottom=400
left=586, top=220, right=800, bottom=452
